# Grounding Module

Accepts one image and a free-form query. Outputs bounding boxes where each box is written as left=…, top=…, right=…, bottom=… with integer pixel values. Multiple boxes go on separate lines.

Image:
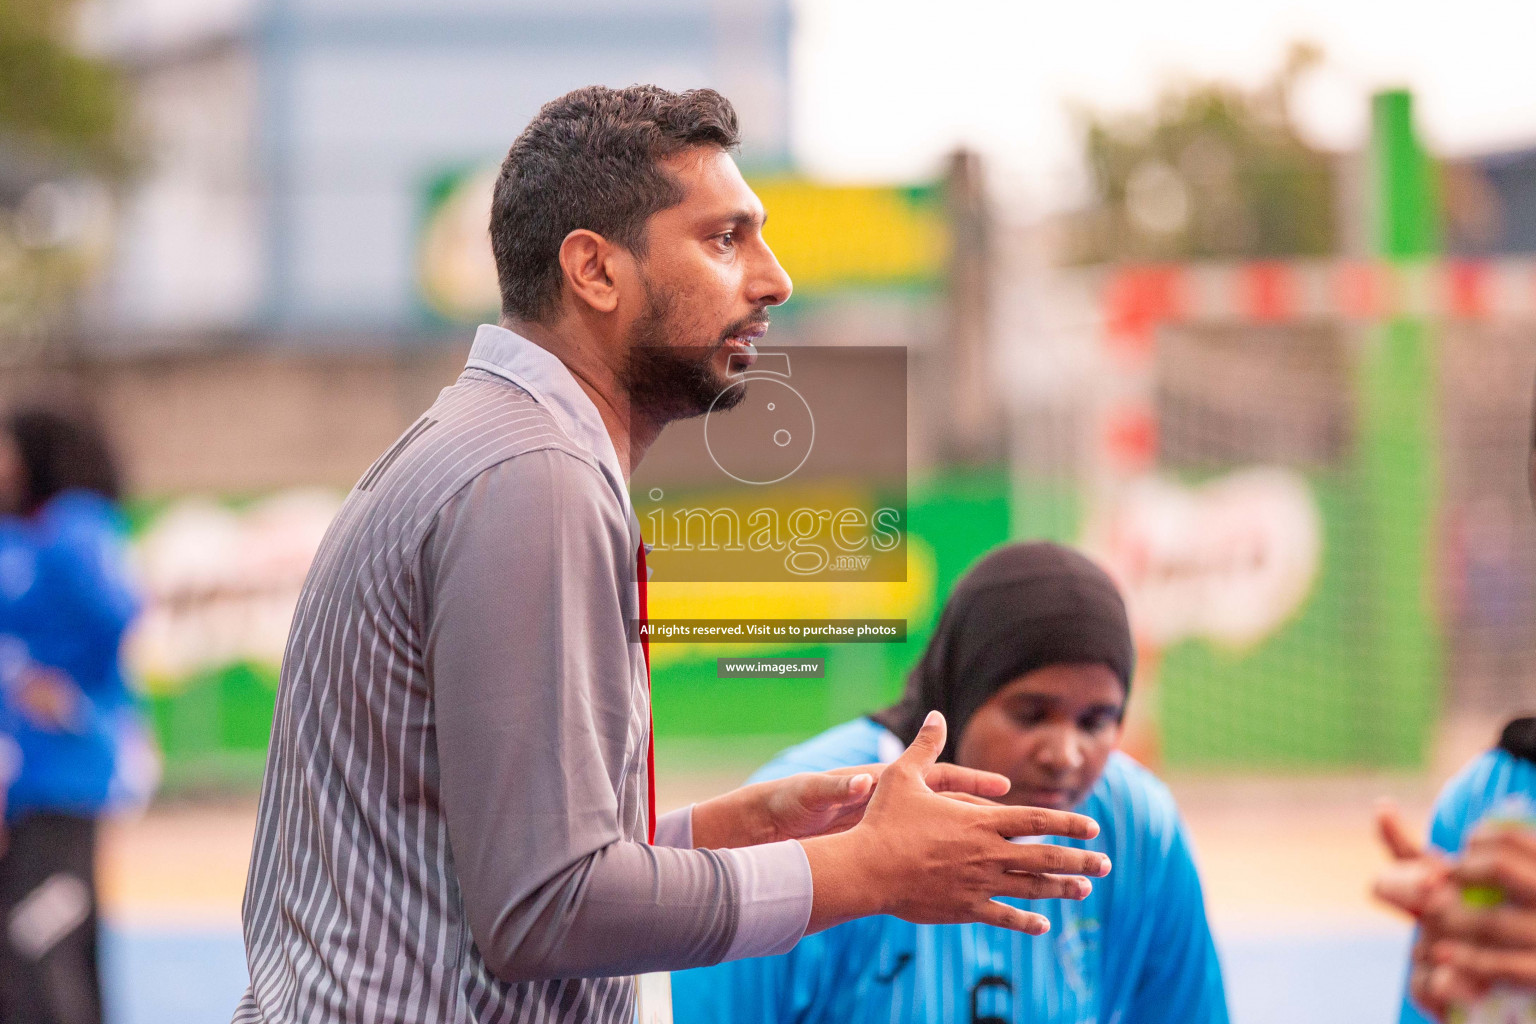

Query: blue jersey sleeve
left=1425, top=758, right=1491, bottom=856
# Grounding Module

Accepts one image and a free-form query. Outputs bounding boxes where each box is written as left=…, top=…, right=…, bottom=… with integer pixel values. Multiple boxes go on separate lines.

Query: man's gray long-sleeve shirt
left=233, top=325, right=813, bottom=1024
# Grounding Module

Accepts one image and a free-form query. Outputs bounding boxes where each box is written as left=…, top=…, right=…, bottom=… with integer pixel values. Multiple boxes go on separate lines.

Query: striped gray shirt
left=234, top=325, right=812, bottom=1024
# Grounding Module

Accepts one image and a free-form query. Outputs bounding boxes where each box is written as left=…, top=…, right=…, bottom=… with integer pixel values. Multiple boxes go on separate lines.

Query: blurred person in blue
left=672, top=541, right=1230, bottom=1024
left=1374, top=377, right=1536, bottom=1023
left=1378, top=723, right=1536, bottom=1023
left=0, top=405, right=152, bottom=1024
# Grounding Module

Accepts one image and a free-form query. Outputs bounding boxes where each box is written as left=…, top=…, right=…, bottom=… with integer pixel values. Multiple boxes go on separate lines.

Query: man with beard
left=233, top=86, right=1110, bottom=1024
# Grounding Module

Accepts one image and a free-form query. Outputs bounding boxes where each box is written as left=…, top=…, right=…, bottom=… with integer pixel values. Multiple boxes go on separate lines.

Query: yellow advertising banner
left=417, top=169, right=949, bottom=322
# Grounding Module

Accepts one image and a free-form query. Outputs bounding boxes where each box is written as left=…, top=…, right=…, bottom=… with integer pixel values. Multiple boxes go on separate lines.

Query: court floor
left=100, top=923, right=1415, bottom=1024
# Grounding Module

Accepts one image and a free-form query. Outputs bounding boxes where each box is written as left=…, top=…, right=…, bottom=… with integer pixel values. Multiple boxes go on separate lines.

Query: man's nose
left=748, top=242, right=793, bottom=308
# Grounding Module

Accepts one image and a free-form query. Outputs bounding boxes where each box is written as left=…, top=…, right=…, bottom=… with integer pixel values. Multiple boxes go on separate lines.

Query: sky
left=792, top=0, right=1536, bottom=209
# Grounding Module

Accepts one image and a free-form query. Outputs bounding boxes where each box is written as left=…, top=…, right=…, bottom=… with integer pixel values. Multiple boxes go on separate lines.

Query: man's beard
left=620, top=283, right=761, bottom=425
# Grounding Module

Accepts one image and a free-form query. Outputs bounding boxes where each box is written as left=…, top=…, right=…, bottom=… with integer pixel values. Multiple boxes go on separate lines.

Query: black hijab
left=1500, top=718, right=1536, bottom=764
left=871, top=541, right=1135, bottom=762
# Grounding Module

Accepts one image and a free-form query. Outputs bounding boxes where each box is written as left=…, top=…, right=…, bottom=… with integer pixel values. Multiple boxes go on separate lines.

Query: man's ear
left=558, top=229, right=624, bottom=314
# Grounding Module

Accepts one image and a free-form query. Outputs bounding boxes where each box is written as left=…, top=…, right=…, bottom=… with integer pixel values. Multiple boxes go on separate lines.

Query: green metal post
left=1357, top=89, right=1442, bottom=765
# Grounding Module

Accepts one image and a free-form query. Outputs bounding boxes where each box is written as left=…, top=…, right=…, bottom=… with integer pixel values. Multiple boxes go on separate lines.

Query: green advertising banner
left=127, top=474, right=1016, bottom=790
left=127, top=489, right=345, bottom=789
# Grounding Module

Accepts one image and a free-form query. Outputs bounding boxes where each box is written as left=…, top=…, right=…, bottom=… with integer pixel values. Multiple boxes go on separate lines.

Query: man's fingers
left=998, top=841, right=1110, bottom=879
left=923, top=762, right=1011, bottom=799
left=793, top=771, right=876, bottom=811
left=892, top=710, right=947, bottom=777
left=971, top=899, right=1051, bottom=936
left=843, top=773, right=875, bottom=800
left=940, top=792, right=997, bottom=807
left=822, top=763, right=888, bottom=783
left=1376, top=800, right=1424, bottom=861
left=994, top=872, right=1092, bottom=902
left=1432, top=939, right=1536, bottom=989
left=990, top=804, right=1100, bottom=842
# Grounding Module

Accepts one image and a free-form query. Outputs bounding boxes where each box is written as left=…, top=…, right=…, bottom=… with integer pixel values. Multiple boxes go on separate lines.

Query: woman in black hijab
left=872, top=542, right=1134, bottom=808
left=673, top=540, right=1231, bottom=1024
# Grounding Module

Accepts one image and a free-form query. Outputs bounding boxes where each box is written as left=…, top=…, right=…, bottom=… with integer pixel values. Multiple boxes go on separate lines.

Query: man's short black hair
left=490, top=85, right=740, bottom=324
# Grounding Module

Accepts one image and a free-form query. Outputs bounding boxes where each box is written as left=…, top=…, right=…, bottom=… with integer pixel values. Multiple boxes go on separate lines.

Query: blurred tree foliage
left=0, top=0, right=126, bottom=172
left=1068, top=42, right=1338, bottom=264
left=0, top=0, right=130, bottom=344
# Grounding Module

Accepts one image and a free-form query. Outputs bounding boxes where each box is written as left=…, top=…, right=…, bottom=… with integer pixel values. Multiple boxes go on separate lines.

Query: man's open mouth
left=721, top=325, right=767, bottom=369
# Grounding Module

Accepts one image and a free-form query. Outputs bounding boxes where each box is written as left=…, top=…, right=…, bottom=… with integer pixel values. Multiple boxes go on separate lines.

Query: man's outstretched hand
left=800, top=711, right=1109, bottom=936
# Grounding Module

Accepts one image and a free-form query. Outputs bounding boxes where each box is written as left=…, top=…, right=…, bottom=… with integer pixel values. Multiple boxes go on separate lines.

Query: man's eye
left=714, top=232, right=735, bottom=250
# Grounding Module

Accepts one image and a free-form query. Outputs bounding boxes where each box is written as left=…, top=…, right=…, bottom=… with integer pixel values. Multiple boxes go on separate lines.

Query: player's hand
left=801, top=711, right=1109, bottom=936
left=1371, top=799, right=1461, bottom=1021
left=1407, top=918, right=1536, bottom=1021
left=1406, top=928, right=1464, bottom=1022
left=1455, top=821, right=1536, bottom=909
left=1409, top=821, right=1536, bottom=1009
left=1397, top=820, right=1536, bottom=1019
left=1372, top=799, right=1449, bottom=918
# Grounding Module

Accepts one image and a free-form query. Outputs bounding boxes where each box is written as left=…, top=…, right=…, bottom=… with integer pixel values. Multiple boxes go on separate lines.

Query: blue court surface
left=102, top=924, right=1413, bottom=1024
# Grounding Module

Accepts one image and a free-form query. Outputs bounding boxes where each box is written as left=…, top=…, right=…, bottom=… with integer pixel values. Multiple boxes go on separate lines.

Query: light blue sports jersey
left=673, top=718, right=1230, bottom=1024
left=1398, top=748, right=1536, bottom=1024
